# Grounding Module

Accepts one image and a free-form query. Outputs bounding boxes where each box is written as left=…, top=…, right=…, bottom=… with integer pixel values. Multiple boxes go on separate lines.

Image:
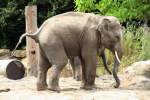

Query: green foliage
left=0, top=0, right=27, bottom=49
left=123, top=25, right=143, bottom=55
left=75, top=0, right=150, bottom=23
left=120, top=26, right=150, bottom=72
left=97, top=0, right=150, bottom=22
left=74, top=0, right=96, bottom=12
left=140, top=27, right=150, bottom=60
left=123, top=25, right=150, bottom=60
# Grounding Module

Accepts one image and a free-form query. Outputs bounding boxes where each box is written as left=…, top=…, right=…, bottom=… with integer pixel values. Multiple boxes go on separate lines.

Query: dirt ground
left=0, top=75, right=150, bottom=100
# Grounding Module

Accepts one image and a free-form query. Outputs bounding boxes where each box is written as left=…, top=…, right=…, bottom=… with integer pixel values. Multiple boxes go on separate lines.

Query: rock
left=0, top=49, right=26, bottom=60
left=0, top=49, right=10, bottom=56
left=0, top=49, right=11, bottom=60
left=122, top=60, right=150, bottom=90
left=124, top=60, right=150, bottom=78
left=13, top=50, right=26, bottom=58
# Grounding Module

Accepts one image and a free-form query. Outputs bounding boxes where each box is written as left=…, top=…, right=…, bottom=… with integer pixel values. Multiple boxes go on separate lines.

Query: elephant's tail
left=11, top=19, right=48, bottom=57
left=11, top=32, right=38, bottom=57
left=11, top=33, right=29, bottom=57
left=25, top=19, right=48, bottom=41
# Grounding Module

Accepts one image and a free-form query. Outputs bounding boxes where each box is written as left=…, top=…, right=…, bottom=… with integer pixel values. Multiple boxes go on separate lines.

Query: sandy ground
left=0, top=75, right=150, bottom=100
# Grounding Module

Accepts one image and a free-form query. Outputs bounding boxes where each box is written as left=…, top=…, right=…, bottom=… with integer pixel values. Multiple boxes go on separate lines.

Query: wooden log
left=25, top=6, right=38, bottom=77
left=0, top=59, right=25, bottom=80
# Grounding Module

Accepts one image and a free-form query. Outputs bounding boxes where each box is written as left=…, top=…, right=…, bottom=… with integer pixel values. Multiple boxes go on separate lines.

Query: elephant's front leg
left=81, top=51, right=97, bottom=90
left=37, top=48, right=50, bottom=91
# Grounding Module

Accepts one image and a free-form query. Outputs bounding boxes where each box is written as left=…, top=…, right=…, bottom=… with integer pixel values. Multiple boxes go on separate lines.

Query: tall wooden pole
left=25, top=6, right=38, bottom=77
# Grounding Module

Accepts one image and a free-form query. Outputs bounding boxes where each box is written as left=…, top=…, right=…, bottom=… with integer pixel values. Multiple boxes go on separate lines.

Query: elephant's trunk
left=112, top=48, right=123, bottom=88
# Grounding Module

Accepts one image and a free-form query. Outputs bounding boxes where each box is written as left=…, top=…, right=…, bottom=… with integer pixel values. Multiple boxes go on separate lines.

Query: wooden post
left=25, top=6, right=38, bottom=77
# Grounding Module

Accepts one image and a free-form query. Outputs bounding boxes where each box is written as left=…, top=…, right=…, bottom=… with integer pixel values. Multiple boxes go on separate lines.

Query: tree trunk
left=25, top=6, right=38, bottom=77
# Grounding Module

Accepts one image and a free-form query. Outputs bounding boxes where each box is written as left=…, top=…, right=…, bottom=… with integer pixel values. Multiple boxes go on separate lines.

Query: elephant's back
left=47, top=12, right=94, bottom=28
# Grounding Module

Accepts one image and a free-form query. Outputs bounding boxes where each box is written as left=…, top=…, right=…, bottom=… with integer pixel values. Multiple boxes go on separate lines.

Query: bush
left=120, top=25, right=150, bottom=72
left=75, top=0, right=150, bottom=23
left=140, top=27, right=150, bottom=60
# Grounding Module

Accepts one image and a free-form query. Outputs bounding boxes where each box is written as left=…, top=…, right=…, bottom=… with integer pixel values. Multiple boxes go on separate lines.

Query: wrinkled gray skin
left=17, top=12, right=123, bottom=92
left=70, top=49, right=111, bottom=81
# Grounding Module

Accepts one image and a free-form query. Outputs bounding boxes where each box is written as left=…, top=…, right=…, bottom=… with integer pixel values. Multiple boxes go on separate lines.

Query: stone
left=0, top=49, right=10, bottom=56
left=13, top=50, right=26, bottom=58
left=122, top=60, right=150, bottom=90
left=124, top=60, right=150, bottom=78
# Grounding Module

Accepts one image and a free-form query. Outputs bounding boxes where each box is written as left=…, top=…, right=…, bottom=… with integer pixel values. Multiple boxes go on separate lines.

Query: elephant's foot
left=113, top=75, right=120, bottom=88
left=80, top=83, right=96, bottom=90
left=48, top=78, right=61, bottom=93
left=36, top=83, right=47, bottom=91
left=113, top=82, right=120, bottom=88
left=80, top=84, right=96, bottom=90
left=48, top=79, right=61, bottom=92
left=75, top=75, right=81, bottom=81
left=95, top=74, right=99, bottom=77
left=108, top=71, right=112, bottom=75
left=48, top=85, right=61, bottom=93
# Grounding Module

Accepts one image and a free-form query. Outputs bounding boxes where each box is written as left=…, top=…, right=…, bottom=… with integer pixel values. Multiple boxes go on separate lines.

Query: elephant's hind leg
left=44, top=45, right=68, bottom=92
left=48, top=63, right=67, bottom=93
left=70, top=57, right=82, bottom=81
left=37, top=48, right=51, bottom=91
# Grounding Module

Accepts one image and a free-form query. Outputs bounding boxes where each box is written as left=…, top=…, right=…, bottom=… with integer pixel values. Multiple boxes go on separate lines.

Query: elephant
left=70, top=49, right=111, bottom=81
left=15, top=12, right=123, bottom=92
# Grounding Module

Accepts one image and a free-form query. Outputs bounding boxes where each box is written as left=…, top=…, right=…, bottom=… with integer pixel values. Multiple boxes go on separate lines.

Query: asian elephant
left=70, top=49, right=111, bottom=81
left=16, top=12, right=123, bottom=92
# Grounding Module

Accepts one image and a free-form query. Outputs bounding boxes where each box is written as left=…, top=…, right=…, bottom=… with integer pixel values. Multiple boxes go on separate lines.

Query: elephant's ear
left=98, top=18, right=111, bottom=32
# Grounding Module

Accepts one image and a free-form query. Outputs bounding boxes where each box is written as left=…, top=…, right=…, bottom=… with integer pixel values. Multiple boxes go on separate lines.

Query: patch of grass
left=140, top=27, right=150, bottom=60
